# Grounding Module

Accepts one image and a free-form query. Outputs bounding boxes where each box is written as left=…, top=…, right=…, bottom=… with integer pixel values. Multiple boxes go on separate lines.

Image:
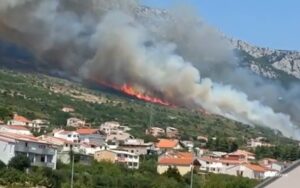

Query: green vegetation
left=0, top=158, right=258, bottom=188
left=8, top=155, right=31, bottom=171
left=254, top=145, right=300, bottom=161
left=0, top=68, right=297, bottom=146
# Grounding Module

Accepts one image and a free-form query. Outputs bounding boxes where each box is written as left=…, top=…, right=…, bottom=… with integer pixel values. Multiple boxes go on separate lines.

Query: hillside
left=0, top=68, right=296, bottom=146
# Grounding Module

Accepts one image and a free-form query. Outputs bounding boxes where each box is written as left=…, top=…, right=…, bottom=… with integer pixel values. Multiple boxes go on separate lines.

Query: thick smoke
left=0, top=0, right=299, bottom=139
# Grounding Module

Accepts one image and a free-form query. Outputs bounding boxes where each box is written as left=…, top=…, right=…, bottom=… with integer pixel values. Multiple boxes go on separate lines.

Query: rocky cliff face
left=230, top=39, right=300, bottom=81
left=136, top=6, right=300, bottom=82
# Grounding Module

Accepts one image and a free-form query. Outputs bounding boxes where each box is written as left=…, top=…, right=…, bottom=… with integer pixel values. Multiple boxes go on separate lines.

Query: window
left=226, top=163, right=229, bottom=166
left=41, top=155, right=45, bottom=162
left=133, top=162, right=137, bottom=166
left=68, top=135, right=71, bottom=137
left=25, top=142, right=28, bottom=147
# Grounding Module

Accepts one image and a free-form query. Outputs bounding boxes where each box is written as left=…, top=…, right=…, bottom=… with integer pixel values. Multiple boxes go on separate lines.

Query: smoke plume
left=0, top=0, right=299, bottom=139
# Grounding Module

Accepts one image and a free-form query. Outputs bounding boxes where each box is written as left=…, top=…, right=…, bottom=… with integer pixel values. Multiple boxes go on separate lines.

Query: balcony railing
left=31, top=161, right=55, bottom=169
left=15, top=145, right=56, bottom=155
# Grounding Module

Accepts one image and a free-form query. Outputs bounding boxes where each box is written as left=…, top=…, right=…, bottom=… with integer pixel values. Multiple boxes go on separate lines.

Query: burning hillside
left=0, top=0, right=299, bottom=139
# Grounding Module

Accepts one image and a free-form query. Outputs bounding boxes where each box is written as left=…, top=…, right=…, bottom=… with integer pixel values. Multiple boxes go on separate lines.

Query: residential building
left=39, top=135, right=79, bottom=164
left=247, top=137, right=273, bottom=148
left=155, top=139, right=181, bottom=151
left=94, top=150, right=139, bottom=169
left=198, top=156, right=244, bottom=174
left=145, top=127, right=165, bottom=137
left=0, top=120, right=4, bottom=125
left=225, top=163, right=275, bottom=180
left=224, top=149, right=256, bottom=162
left=166, top=126, right=179, bottom=138
left=156, top=139, right=181, bottom=150
left=100, top=121, right=120, bottom=135
left=180, top=140, right=194, bottom=151
left=0, top=132, right=57, bottom=169
left=79, top=141, right=107, bottom=155
left=197, top=135, right=208, bottom=143
left=106, top=130, right=133, bottom=143
left=7, top=114, right=31, bottom=126
left=54, top=130, right=80, bottom=143
left=30, top=119, right=49, bottom=132
left=66, top=117, right=85, bottom=128
left=76, top=128, right=106, bottom=144
left=157, top=152, right=200, bottom=175
left=0, top=125, right=32, bottom=135
left=118, top=139, right=153, bottom=155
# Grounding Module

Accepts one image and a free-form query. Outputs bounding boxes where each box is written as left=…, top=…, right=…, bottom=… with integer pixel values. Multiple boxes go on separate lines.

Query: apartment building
left=0, top=133, right=57, bottom=169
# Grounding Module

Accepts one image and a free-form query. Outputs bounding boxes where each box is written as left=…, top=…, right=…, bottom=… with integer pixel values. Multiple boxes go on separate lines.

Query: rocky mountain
left=136, top=6, right=300, bottom=83
left=230, top=39, right=300, bottom=82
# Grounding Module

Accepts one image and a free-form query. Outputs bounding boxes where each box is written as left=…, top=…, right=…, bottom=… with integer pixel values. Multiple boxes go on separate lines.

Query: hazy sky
left=141, top=0, right=300, bottom=51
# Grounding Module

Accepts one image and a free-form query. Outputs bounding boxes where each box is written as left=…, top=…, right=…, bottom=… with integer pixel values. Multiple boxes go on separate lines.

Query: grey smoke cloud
left=0, top=0, right=299, bottom=139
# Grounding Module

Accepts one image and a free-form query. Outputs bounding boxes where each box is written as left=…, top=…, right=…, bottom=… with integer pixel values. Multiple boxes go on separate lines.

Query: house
left=0, top=132, right=57, bottom=169
left=54, top=130, right=80, bottom=143
left=157, top=152, right=200, bottom=175
left=0, top=125, right=32, bottom=135
left=118, top=139, right=153, bottom=155
left=224, top=149, right=256, bottom=162
left=106, top=130, right=133, bottom=143
left=79, top=141, right=107, bottom=155
left=94, top=150, right=139, bottom=169
left=180, top=140, right=194, bottom=151
left=258, top=158, right=286, bottom=172
left=166, top=127, right=179, bottom=138
left=30, top=119, right=49, bottom=132
left=0, top=120, right=4, bottom=125
left=247, top=137, right=273, bottom=148
left=39, top=135, right=79, bottom=164
left=61, top=107, right=74, bottom=113
left=76, top=128, right=106, bottom=144
left=66, top=117, right=85, bottom=128
left=100, top=121, right=121, bottom=135
left=7, top=114, right=31, bottom=126
left=155, top=139, right=181, bottom=151
left=225, top=163, right=273, bottom=180
left=145, top=127, right=165, bottom=137
left=198, top=156, right=244, bottom=174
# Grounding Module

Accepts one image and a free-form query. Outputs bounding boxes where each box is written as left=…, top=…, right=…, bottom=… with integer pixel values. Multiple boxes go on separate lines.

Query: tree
left=8, top=155, right=31, bottom=171
left=163, top=167, right=182, bottom=182
left=0, top=160, right=6, bottom=170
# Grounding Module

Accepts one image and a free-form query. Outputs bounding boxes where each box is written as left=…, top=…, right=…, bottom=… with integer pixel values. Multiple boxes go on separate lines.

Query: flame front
left=120, top=84, right=171, bottom=106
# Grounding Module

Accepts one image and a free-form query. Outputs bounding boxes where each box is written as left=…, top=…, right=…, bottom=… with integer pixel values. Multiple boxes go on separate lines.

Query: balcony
left=15, top=145, right=56, bottom=155
left=31, top=161, right=55, bottom=169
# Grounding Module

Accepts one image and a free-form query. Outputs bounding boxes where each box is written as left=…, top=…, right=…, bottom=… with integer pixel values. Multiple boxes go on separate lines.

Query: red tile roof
left=156, top=139, right=179, bottom=148
left=244, top=164, right=266, bottom=172
left=13, top=114, right=31, bottom=123
left=158, top=157, right=194, bottom=166
left=0, top=132, right=47, bottom=144
left=76, top=128, right=99, bottom=135
left=1, top=125, right=29, bottom=131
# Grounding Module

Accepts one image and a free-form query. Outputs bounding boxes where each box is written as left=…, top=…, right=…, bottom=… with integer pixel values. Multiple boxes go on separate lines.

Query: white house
left=94, top=149, right=140, bottom=169
left=30, top=119, right=49, bottom=131
left=7, top=114, right=32, bottom=126
left=66, top=118, right=85, bottom=128
left=0, top=125, right=32, bottom=135
left=54, top=130, right=80, bottom=143
left=0, top=132, right=57, bottom=169
left=100, top=121, right=121, bottom=135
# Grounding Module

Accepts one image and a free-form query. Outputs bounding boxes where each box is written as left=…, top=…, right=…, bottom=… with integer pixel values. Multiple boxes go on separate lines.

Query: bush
left=8, top=155, right=31, bottom=171
left=0, top=160, right=6, bottom=170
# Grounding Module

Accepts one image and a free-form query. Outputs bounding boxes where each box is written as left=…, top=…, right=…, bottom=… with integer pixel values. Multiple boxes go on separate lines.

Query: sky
left=141, top=0, right=300, bottom=51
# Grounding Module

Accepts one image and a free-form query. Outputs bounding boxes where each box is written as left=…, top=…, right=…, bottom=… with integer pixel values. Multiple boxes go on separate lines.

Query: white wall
left=0, top=140, right=15, bottom=164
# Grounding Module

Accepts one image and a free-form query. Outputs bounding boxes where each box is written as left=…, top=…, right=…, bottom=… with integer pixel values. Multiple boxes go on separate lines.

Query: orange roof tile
left=244, top=164, right=266, bottom=172
left=76, top=128, right=99, bottom=135
left=156, top=139, right=179, bottom=148
left=13, top=114, right=31, bottom=123
left=158, top=157, right=194, bottom=166
left=2, top=125, right=29, bottom=131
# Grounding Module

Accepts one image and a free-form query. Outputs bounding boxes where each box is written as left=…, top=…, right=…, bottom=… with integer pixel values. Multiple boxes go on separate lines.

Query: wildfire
left=120, top=84, right=171, bottom=106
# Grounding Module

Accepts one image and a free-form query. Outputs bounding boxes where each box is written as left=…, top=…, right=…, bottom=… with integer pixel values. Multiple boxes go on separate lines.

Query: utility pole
left=70, top=154, right=74, bottom=188
left=190, top=165, right=194, bottom=188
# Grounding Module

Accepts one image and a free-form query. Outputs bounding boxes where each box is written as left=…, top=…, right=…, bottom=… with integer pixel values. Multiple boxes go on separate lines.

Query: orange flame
left=120, top=84, right=171, bottom=106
